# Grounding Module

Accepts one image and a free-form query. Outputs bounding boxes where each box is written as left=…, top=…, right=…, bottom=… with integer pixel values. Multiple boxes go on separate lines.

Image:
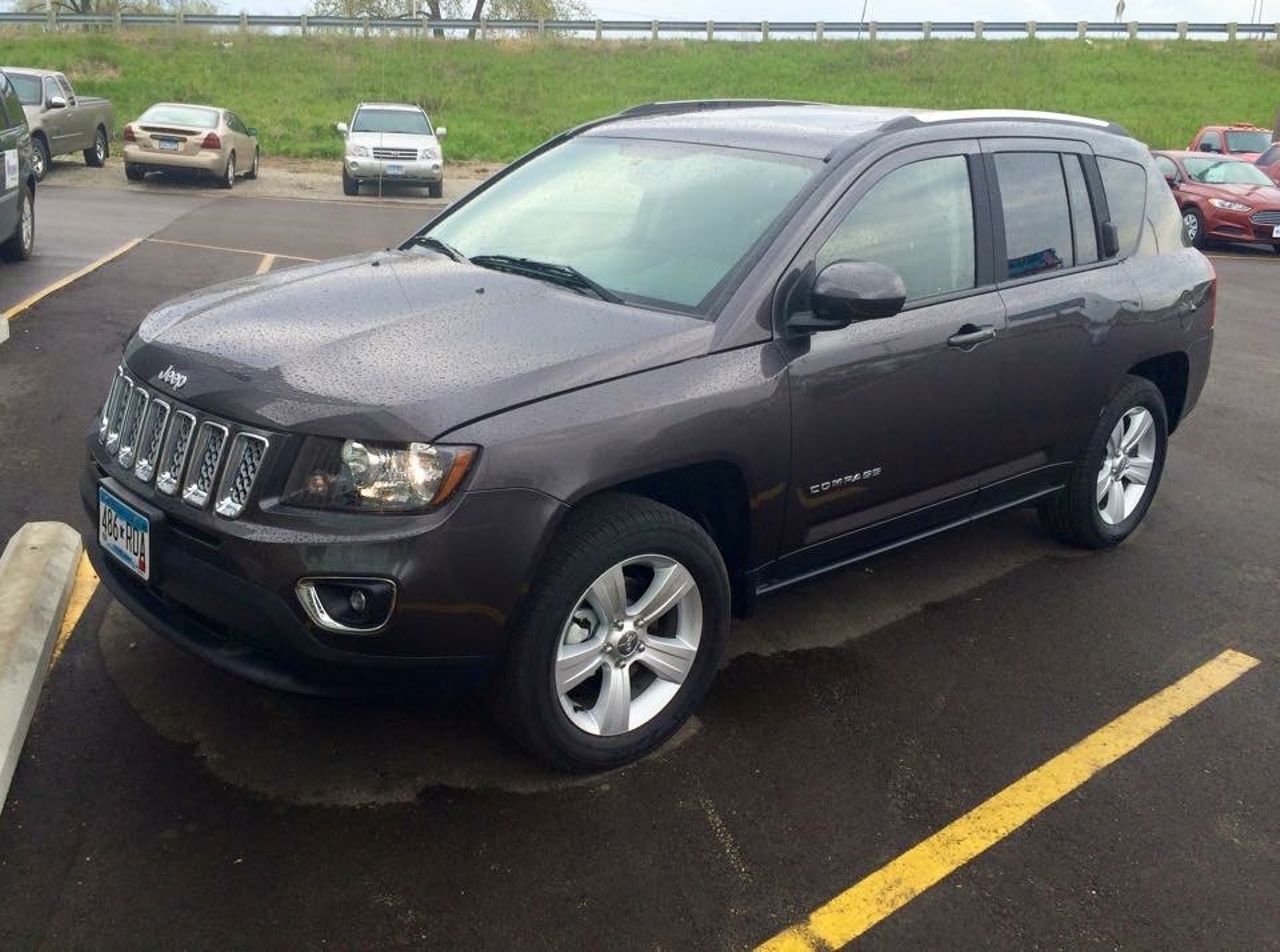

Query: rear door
left=980, top=139, right=1143, bottom=506
left=0, top=73, right=21, bottom=238
left=777, top=140, right=1008, bottom=575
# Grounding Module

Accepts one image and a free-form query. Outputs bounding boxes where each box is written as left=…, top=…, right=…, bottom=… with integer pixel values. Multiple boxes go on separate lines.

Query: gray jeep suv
left=83, top=102, right=1215, bottom=771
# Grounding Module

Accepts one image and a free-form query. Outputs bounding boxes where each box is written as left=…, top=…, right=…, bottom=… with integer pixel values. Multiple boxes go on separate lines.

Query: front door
left=776, top=141, right=1007, bottom=577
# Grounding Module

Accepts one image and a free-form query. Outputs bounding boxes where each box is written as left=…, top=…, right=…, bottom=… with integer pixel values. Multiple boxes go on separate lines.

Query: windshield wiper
left=411, top=235, right=468, bottom=263
left=469, top=254, right=623, bottom=304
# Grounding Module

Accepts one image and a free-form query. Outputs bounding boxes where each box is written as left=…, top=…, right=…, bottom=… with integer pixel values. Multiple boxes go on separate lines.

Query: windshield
left=423, top=137, right=820, bottom=312
left=8, top=73, right=40, bottom=105
left=1225, top=130, right=1272, bottom=153
left=1183, top=157, right=1275, bottom=186
left=352, top=108, right=431, bottom=135
left=140, top=104, right=219, bottom=128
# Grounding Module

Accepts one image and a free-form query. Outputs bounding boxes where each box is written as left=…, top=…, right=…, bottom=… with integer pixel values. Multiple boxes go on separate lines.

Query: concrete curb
left=0, top=522, right=82, bottom=812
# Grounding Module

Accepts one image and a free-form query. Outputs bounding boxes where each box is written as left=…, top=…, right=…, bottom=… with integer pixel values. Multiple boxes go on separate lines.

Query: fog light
left=296, top=577, right=396, bottom=634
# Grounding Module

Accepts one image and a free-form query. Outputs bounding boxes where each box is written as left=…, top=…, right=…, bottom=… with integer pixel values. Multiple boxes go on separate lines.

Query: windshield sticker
left=2, top=149, right=16, bottom=191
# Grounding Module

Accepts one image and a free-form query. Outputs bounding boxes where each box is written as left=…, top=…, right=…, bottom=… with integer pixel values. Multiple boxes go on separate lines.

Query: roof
left=1154, top=149, right=1254, bottom=162
left=0, top=67, right=62, bottom=79
left=357, top=102, right=426, bottom=112
left=584, top=100, right=1130, bottom=159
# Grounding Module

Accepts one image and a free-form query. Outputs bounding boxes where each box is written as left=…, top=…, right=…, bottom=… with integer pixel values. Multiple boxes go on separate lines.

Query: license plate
left=1272, top=225, right=1280, bottom=239
left=385, top=163, right=404, bottom=176
left=157, top=139, right=179, bottom=152
left=99, top=487, right=151, bottom=580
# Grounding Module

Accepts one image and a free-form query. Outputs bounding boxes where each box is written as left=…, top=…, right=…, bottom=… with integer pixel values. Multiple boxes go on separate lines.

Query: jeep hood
left=125, top=251, right=713, bottom=440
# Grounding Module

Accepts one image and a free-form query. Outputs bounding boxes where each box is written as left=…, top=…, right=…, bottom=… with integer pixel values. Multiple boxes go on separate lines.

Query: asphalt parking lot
left=0, top=185, right=1276, bottom=950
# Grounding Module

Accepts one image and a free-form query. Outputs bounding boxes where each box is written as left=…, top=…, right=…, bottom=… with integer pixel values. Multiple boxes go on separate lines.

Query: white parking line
left=144, top=237, right=316, bottom=262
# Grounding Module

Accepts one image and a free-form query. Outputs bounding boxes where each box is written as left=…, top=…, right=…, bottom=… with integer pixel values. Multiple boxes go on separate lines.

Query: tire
left=84, top=126, right=108, bottom=167
left=1038, top=375, right=1168, bottom=549
left=31, top=134, right=49, bottom=182
left=125, top=163, right=145, bottom=182
left=1, top=186, right=34, bottom=262
left=219, top=152, right=236, bottom=190
left=1182, top=206, right=1204, bottom=249
left=428, top=180, right=443, bottom=199
left=245, top=147, right=259, bottom=180
left=492, top=494, right=730, bottom=772
left=342, top=168, right=358, bottom=196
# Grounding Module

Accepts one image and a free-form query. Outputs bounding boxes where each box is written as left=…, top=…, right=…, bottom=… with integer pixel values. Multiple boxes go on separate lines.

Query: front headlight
left=348, top=144, right=371, bottom=158
left=1209, top=198, right=1251, bottom=212
left=283, top=439, right=477, bottom=512
left=419, top=146, right=440, bottom=160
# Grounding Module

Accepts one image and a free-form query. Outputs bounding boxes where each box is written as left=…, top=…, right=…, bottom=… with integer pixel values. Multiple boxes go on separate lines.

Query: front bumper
left=344, top=155, right=442, bottom=183
left=82, top=443, right=565, bottom=694
left=1202, top=206, right=1280, bottom=246
left=123, top=144, right=226, bottom=175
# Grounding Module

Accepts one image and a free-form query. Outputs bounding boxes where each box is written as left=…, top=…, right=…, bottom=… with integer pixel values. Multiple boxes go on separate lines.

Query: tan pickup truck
left=0, top=67, right=113, bottom=180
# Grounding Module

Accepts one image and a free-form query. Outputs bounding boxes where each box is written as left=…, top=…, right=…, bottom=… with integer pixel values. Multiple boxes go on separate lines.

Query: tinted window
left=44, top=78, right=59, bottom=103
left=1200, top=130, right=1223, bottom=150
left=56, top=75, right=74, bottom=101
left=352, top=108, right=431, bottom=135
left=1063, top=154, right=1098, bottom=265
left=139, top=104, right=220, bottom=128
left=995, top=152, right=1073, bottom=277
left=7, top=73, right=40, bottom=105
left=1152, top=154, right=1178, bottom=178
left=1097, top=157, right=1147, bottom=257
left=817, top=155, right=975, bottom=302
left=0, top=75, right=12, bottom=128
left=1259, top=145, right=1280, bottom=165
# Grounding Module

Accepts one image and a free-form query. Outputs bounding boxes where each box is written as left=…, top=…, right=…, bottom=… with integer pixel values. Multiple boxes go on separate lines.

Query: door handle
left=947, top=324, right=996, bottom=350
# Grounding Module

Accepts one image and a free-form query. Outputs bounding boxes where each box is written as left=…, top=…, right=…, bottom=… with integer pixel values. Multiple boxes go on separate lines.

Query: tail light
left=201, top=132, right=221, bottom=150
left=123, top=124, right=135, bottom=142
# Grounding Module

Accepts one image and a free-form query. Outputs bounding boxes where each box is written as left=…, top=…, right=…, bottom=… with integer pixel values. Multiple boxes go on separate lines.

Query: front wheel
left=428, top=180, right=443, bottom=199
left=84, top=127, right=108, bottom=167
left=31, top=135, right=49, bottom=181
left=1039, top=375, right=1168, bottom=549
left=342, top=168, right=358, bottom=196
left=0, top=186, right=34, bottom=261
left=1182, top=206, right=1205, bottom=249
left=492, top=494, right=730, bottom=772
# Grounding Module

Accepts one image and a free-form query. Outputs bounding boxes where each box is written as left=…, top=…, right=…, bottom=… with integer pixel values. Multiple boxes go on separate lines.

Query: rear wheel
left=492, top=494, right=730, bottom=772
left=84, top=127, right=108, bottom=167
left=1, top=186, right=34, bottom=262
left=1039, top=375, right=1168, bottom=549
left=1182, top=206, right=1204, bottom=248
left=219, top=151, right=236, bottom=189
left=124, top=163, right=145, bottom=182
left=342, top=168, right=358, bottom=196
left=31, top=135, right=49, bottom=181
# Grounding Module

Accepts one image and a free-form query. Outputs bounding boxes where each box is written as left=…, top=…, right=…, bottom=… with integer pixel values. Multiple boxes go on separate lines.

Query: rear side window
left=817, top=155, right=975, bottom=303
left=1062, top=155, right=1098, bottom=265
left=1152, top=154, right=1178, bottom=178
left=1097, top=157, right=1148, bottom=258
left=0, top=75, right=12, bottom=128
left=994, top=152, right=1074, bottom=278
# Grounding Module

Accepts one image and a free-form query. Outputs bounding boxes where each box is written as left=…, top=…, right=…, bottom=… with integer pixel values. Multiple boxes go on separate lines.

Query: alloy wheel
left=554, top=554, right=702, bottom=737
left=1096, top=407, right=1157, bottom=525
left=20, top=193, right=32, bottom=253
left=94, top=131, right=106, bottom=163
left=1182, top=211, right=1199, bottom=243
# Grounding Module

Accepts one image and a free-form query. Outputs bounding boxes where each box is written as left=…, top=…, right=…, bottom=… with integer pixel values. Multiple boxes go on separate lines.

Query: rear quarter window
left=1097, top=157, right=1148, bottom=258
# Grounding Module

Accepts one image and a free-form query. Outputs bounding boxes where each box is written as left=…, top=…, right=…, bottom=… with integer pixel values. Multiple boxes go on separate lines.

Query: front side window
left=1225, top=129, right=1271, bottom=153
left=7, top=73, right=40, bottom=105
left=56, top=76, right=74, bottom=102
left=1152, top=154, right=1178, bottom=178
left=1182, top=157, right=1274, bottom=186
left=1097, top=157, right=1148, bottom=258
left=1199, top=131, right=1223, bottom=151
left=43, top=78, right=58, bottom=104
left=426, top=136, right=820, bottom=313
left=995, top=152, right=1073, bottom=278
left=816, top=155, right=975, bottom=302
left=352, top=108, right=431, bottom=135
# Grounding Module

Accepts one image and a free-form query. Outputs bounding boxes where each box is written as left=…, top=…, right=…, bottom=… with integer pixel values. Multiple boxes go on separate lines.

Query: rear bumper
left=123, top=144, right=225, bottom=174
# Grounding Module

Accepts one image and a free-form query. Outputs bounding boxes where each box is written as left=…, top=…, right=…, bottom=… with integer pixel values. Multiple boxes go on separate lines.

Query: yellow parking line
left=144, top=237, right=316, bottom=262
left=758, top=649, right=1261, bottom=951
left=256, top=253, right=276, bottom=274
left=52, top=552, right=99, bottom=666
left=3, top=238, right=143, bottom=322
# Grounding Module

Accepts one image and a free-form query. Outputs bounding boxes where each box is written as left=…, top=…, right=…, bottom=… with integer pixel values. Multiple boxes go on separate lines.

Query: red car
left=1153, top=150, right=1280, bottom=252
left=1257, top=142, right=1280, bottom=185
left=1187, top=123, right=1274, bottom=161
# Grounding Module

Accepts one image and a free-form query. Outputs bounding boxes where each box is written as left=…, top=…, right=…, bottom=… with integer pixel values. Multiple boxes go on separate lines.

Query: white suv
left=337, top=102, right=445, bottom=198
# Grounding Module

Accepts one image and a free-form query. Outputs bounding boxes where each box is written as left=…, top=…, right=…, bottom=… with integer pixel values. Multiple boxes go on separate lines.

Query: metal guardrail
left=0, top=14, right=1277, bottom=40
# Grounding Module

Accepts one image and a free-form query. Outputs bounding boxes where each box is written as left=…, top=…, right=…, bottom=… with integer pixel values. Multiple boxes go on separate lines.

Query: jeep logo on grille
left=156, top=365, right=188, bottom=391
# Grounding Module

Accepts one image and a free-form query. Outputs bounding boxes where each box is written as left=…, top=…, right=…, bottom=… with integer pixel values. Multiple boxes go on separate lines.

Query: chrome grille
left=1250, top=210, right=1280, bottom=226
left=96, top=364, right=272, bottom=518
left=133, top=399, right=171, bottom=483
left=155, top=410, right=196, bottom=496
left=115, top=387, right=151, bottom=470
left=215, top=434, right=269, bottom=518
left=182, top=422, right=229, bottom=509
left=372, top=147, right=417, bottom=160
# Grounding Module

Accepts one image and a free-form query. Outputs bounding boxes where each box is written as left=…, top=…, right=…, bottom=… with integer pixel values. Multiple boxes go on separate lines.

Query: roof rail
left=882, top=109, right=1130, bottom=138
left=617, top=99, right=816, bottom=119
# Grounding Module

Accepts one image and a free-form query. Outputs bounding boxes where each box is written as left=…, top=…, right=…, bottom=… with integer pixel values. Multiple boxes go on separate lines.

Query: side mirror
left=788, top=260, right=906, bottom=334
left=1163, top=172, right=1179, bottom=189
left=1198, top=142, right=1218, bottom=153
left=1101, top=221, right=1121, bottom=258
left=247, top=127, right=258, bottom=137
left=335, top=121, right=349, bottom=135
left=435, top=125, right=447, bottom=138
left=47, top=95, right=66, bottom=110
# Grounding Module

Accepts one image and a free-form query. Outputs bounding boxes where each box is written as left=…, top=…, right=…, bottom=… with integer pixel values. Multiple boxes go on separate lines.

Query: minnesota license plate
left=157, top=139, right=179, bottom=152
left=386, top=163, right=404, bottom=176
left=99, top=486, right=151, bottom=580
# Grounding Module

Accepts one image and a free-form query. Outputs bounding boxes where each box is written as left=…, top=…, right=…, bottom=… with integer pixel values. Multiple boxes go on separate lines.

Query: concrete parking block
left=0, top=522, right=82, bottom=811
